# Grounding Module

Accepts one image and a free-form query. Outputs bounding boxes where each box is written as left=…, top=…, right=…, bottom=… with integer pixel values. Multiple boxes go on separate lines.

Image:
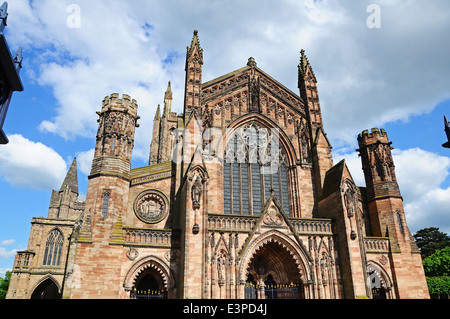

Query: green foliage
left=0, top=271, right=11, bottom=299
left=423, top=246, right=450, bottom=298
left=413, top=227, right=450, bottom=258
left=423, top=246, right=450, bottom=277
left=426, top=276, right=450, bottom=297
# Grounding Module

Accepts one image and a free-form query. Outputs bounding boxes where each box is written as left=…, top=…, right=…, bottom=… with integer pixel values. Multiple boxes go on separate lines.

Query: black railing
left=130, top=290, right=167, bottom=299
left=245, top=283, right=303, bottom=299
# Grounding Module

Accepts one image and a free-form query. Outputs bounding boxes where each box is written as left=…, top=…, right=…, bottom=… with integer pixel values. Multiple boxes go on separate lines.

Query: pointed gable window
left=224, top=123, right=290, bottom=216
left=43, top=229, right=64, bottom=266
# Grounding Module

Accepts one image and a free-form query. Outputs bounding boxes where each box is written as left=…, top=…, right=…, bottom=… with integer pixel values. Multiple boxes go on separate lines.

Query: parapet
left=357, top=128, right=390, bottom=146
left=101, top=93, right=138, bottom=116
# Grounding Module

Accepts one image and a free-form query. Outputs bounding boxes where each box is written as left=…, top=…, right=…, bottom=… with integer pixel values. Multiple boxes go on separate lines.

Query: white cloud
left=5, top=0, right=450, bottom=162
left=0, top=134, right=67, bottom=190
left=4, top=1, right=450, bottom=161
left=393, top=148, right=450, bottom=234
left=0, top=239, right=15, bottom=246
left=0, top=239, right=17, bottom=261
left=0, top=268, right=13, bottom=278
left=76, top=148, right=94, bottom=176
left=0, top=247, right=17, bottom=259
left=336, top=147, right=450, bottom=235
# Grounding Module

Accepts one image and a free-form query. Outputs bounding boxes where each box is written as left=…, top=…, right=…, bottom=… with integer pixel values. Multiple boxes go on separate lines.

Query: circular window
left=134, top=190, right=169, bottom=224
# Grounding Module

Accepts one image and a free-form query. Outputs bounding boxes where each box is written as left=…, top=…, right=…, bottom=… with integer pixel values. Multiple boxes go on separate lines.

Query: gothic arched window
left=102, top=191, right=110, bottom=217
left=43, top=229, right=64, bottom=266
left=223, top=123, right=290, bottom=215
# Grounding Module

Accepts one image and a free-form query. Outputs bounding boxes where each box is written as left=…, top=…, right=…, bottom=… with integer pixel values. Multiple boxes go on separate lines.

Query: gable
left=320, top=159, right=357, bottom=201
left=200, top=63, right=307, bottom=120
left=237, top=194, right=311, bottom=262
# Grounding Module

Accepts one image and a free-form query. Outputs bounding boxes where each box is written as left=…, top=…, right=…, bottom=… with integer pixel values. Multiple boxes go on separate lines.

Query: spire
left=60, top=158, right=79, bottom=194
left=184, top=30, right=203, bottom=117
left=154, top=104, right=161, bottom=120
left=298, top=49, right=311, bottom=77
left=188, top=30, right=200, bottom=53
left=186, top=29, right=203, bottom=64
left=165, top=81, right=172, bottom=101
left=163, top=81, right=173, bottom=118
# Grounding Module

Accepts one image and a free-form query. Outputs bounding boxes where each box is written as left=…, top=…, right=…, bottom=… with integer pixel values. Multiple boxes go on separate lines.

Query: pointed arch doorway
left=131, top=266, right=167, bottom=299
left=244, top=239, right=305, bottom=299
left=30, top=278, right=61, bottom=299
left=125, top=256, right=175, bottom=299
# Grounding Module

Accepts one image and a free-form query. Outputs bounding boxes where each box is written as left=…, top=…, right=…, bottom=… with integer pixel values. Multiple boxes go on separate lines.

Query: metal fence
left=130, top=290, right=167, bottom=299
left=245, top=283, right=303, bottom=299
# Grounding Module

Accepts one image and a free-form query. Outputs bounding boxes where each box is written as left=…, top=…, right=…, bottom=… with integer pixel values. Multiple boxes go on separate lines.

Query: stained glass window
left=223, top=123, right=290, bottom=216
left=43, top=229, right=63, bottom=266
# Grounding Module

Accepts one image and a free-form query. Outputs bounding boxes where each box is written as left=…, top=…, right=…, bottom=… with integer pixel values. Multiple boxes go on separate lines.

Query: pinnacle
left=187, top=29, right=203, bottom=58
left=60, top=157, right=79, bottom=194
left=165, top=81, right=173, bottom=100
left=154, top=104, right=161, bottom=120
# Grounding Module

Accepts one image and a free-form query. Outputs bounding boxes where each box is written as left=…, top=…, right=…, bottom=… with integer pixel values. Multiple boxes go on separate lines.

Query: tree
left=413, top=227, right=450, bottom=258
left=426, top=276, right=450, bottom=299
left=0, top=271, right=11, bottom=299
left=423, top=248, right=450, bottom=299
left=423, top=246, right=450, bottom=277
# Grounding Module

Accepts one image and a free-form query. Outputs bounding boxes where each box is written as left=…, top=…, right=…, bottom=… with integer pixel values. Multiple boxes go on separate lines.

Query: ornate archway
left=367, top=262, right=393, bottom=299
left=239, top=231, right=311, bottom=299
left=124, top=255, right=175, bottom=299
left=30, top=276, right=61, bottom=299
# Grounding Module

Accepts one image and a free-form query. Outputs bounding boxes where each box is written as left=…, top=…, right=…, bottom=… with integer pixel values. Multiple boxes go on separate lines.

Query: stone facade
left=7, top=31, right=429, bottom=299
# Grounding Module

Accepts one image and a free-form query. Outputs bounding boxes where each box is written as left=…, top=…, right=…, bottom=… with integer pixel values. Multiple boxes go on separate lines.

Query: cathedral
left=7, top=31, right=429, bottom=299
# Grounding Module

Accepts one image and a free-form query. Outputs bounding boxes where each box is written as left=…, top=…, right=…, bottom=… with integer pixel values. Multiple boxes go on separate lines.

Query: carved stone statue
left=192, top=176, right=203, bottom=210
left=249, top=76, right=260, bottom=112
left=344, top=187, right=355, bottom=218
left=217, top=252, right=226, bottom=282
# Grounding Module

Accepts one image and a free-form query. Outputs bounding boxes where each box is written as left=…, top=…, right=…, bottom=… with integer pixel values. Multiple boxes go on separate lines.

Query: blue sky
left=1, top=0, right=450, bottom=277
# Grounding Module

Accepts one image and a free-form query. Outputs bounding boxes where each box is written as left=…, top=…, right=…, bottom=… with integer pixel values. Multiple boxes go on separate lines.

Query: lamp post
left=443, top=116, right=450, bottom=149
left=0, top=1, right=24, bottom=145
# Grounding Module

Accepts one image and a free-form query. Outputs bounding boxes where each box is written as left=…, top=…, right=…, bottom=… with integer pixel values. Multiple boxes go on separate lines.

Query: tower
left=149, top=82, right=177, bottom=165
left=298, top=50, right=333, bottom=200
left=357, top=128, right=429, bottom=299
left=71, top=93, right=140, bottom=298
left=48, top=158, right=80, bottom=220
left=298, top=49, right=323, bottom=128
left=183, top=30, right=203, bottom=118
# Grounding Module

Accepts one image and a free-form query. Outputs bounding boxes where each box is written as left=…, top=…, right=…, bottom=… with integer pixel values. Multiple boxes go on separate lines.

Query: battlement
left=357, top=128, right=390, bottom=146
left=101, top=93, right=138, bottom=116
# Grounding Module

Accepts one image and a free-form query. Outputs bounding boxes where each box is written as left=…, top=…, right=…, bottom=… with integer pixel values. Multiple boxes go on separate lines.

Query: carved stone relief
left=134, top=190, right=168, bottom=224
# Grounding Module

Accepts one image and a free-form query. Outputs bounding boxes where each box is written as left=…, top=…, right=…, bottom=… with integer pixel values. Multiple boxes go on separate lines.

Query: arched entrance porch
left=131, top=266, right=167, bottom=299
left=239, top=232, right=310, bottom=299
left=367, top=262, right=393, bottom=299
left=124, top=255, right=175, bottom=299
left=30, top=277, right=61, bottom=299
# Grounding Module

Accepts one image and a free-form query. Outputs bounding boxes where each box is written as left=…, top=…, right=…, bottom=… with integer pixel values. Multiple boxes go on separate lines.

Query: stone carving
left=301, top=134, right=311, bottom=163
left=134, top=190, right=168, bottom=224
left=127, top=247, right=139, bottom=261
left=192, top=175, right=203, bottom=210
left=165, top=250, right=177, bottom=262
left=263, top=206, right=283, bottom=226
left=249, top=76, right=260, bottom=113
left=343, top=186, right=356, bottom=218
left=217, top=251, right=227, bottom=282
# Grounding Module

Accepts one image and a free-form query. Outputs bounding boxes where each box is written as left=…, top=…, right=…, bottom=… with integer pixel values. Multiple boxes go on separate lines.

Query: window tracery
left=223, top=122, right=290, bottom=215
left=43, top=229, right=63, bottom=266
